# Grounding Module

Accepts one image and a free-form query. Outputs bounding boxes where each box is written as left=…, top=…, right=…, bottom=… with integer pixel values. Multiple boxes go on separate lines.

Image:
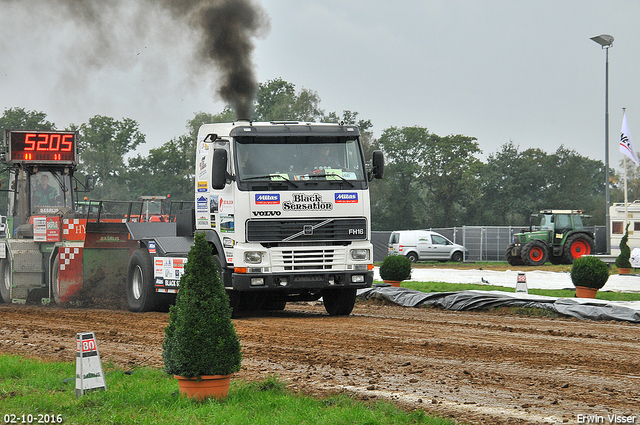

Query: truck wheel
left=263, top=299, right=287, bottom=311
left=505, top=244, right=525, bottom=266
left=126, top=248, right=159, bottom=312
left=0, top=258, right=11, bottom=303
left=406, top=252, right=419, bottom=263
left=562, top=234, right=595, bottom=264
left=522, top=241, right=548, bottom=266
left=323, top=288, right=357, bottom=316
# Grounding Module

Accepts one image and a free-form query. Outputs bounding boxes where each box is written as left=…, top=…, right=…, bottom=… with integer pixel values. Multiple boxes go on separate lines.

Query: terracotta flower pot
left=618, top=267, right=631, bottom=275
left=383, top=280, right=402, bottom=287
left=174, top=374, right=232, bottom=400
left=575, top=286, right=598, bottom=299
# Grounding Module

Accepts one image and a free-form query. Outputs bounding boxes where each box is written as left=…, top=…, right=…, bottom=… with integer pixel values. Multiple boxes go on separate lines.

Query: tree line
left=1, top=77, right=632, bottom=230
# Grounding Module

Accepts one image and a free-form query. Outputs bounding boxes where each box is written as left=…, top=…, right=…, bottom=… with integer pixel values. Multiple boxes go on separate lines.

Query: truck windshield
left=234, top=136, right=366, bottom=189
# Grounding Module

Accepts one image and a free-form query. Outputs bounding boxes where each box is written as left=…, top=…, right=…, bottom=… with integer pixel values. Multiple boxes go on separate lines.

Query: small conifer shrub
left=162, top=232, right=242, bottom=378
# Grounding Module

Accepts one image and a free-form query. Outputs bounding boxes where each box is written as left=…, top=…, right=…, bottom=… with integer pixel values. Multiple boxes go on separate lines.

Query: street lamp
left=591, top=34, right=614, bottom=255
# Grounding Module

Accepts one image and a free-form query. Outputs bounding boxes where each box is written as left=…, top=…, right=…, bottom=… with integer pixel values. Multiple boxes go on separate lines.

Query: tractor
left=505, top=210, right=596, bottom=266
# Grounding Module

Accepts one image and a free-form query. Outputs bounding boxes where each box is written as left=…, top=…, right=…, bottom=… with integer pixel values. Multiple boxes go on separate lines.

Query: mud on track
left=1, top=301, right=639, bottom=424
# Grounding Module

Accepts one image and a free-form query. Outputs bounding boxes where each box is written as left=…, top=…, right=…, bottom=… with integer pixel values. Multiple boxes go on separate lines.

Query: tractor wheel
left=51, top=253, right=61, bottom=304
left=522, top=241, right=549, bottom=266
left=505, top=244, right=525, bottom=266
left=0, top=258, right=11, bottom=303
left=126, top=248, right=160, bottom=312
left=562, top=234, right=595, bottom=264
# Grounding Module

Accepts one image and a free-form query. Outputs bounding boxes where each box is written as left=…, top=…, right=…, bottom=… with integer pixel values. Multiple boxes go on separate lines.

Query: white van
left=388, top=230, right=466, bottom=262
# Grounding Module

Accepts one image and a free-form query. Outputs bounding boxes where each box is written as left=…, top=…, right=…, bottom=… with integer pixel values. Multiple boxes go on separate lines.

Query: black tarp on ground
left=357, top=287, right=640, bottom=323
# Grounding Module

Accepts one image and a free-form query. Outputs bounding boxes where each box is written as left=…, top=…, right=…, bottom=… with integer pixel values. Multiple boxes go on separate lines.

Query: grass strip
left=0, top=355, right=453, bottom=425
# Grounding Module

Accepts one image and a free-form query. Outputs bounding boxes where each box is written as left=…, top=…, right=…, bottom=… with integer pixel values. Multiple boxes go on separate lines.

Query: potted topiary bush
left=570, top=255, right=610, bottom=298
left=379, top=255, right=412, bottom=287
left=615, top=223, right=632, bottom=274
left=162, top=232, right=242, bottom=400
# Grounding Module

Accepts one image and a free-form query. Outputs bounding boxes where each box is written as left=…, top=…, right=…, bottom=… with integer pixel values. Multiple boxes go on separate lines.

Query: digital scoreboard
left=6, top=130, right=77, bottom=164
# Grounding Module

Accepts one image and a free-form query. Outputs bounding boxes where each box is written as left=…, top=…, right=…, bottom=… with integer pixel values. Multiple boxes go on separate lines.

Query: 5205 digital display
left=7, top=131, right=77, bottom=164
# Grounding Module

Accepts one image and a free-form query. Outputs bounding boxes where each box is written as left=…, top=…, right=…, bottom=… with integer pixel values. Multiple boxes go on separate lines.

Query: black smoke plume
left=163, top=0, right=270, bottom=119
left=0, top=0, right=270, bottom=119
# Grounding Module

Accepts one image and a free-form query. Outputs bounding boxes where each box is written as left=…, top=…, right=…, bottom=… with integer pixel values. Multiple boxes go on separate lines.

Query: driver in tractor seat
left=32, top=173, right=58, bottom=207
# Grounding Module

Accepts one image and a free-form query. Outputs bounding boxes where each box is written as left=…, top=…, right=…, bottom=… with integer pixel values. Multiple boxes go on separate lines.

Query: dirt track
left=1, top=301, right=639, bottom=424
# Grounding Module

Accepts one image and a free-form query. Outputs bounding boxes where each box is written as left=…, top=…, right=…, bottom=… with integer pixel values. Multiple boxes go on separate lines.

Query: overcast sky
left=1, top=0, right=639, bottom=168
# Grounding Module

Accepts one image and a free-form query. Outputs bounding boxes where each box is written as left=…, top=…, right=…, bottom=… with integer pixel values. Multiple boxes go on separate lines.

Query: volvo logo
left=303, top=225, right=313, bottom=235
left=252, top=211, right=282, bottom=217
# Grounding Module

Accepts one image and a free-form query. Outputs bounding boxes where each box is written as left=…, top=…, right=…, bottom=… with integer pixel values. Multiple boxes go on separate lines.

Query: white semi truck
left=127, top=121, right=384, bottom=316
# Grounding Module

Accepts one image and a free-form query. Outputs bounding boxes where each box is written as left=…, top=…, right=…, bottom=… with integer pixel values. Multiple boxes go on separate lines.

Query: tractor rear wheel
left=505, top=243, right=525, bottom=266
left=562, top=234, right=595, bottom=264
left=0, top=258, right=11, bottom=303
left=522, top=241, right=549, bottom=266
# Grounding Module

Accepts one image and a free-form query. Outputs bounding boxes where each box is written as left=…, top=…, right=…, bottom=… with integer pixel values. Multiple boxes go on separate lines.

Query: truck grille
left=271, top=247, right=347, bottom=271
left=246, top=218, right=367, bottom=242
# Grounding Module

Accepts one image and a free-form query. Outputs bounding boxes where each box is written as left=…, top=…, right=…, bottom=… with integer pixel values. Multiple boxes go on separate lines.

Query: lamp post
left=591, top=34, right=614, bottom=255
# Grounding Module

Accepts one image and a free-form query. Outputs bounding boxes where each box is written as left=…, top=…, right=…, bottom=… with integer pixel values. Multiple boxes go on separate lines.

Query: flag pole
left=623, top=108, right=628, bottom=231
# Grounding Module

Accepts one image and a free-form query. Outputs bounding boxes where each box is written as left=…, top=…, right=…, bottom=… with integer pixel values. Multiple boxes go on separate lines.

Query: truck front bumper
left=230, top=270, right=373, bottom=291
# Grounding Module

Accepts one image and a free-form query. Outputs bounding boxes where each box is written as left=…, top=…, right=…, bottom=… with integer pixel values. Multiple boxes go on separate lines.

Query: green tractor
left=505, top=210, right=596, bottom=266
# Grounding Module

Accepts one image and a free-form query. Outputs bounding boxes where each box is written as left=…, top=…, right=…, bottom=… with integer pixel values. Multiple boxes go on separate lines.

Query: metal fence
left=372, top=225, right=606, bottom=263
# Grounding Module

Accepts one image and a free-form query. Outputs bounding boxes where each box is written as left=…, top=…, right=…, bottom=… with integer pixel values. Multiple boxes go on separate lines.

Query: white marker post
left=76, top=332, right=107, bottom=398
left=515, top=272, right=528, bottom=294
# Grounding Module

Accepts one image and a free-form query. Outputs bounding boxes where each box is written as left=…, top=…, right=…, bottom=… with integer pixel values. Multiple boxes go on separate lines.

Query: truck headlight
left=350, top=249, right=370, bottom=261
left=244, top=251, right=264, bottom=264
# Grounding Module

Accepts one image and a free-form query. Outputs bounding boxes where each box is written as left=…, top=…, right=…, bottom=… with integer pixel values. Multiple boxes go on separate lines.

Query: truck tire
left=322, top=288, right=357, bottom=316
left=0, top=258, right=11, bottom=303
left=562, top=234, right=595, bottom=264
left=406, top=252, right=419, bottom=263
left=126, top=248, right=160, bottom=312
left=522, top=241, right=548, bottom=266
left=505, top=244, right=525, bottom=266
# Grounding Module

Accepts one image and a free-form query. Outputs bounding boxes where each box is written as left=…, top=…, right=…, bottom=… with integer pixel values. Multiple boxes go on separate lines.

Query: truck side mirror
left=212, top=148, right=228, bottom=189
left=371, top=150, right=384, bottom=180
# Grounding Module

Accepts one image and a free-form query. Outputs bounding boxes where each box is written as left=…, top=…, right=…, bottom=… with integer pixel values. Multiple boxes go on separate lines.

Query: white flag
left=620, top=112, right=639, bottom=166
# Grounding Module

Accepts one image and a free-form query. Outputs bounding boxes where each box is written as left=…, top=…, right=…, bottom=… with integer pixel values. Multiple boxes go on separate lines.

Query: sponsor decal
left=335, top=192, right=358, bottom=203
left=196, top=196, right=208, bottom=212
left=149, top=241, right=156, bottom=254
left=252, top=210, right=282, bottom=217
left=197, top=214, right=208, bottom=225
left=210, top=195, right=219, bottom=213
left=197, top=181, right=208, bottom=192
left=96, top=236, right=122, bottom=243
left=283, top=193, right=332, bottom=211
left=255, top=193, right=280, bottom=204
left=219, top=197, right=234, bottom=213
